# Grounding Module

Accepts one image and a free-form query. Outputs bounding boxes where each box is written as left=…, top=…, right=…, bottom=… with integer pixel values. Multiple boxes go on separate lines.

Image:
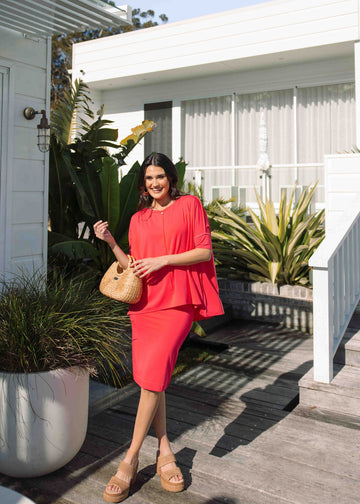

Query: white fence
left=184, top=163, right=325, bottom=209
left=310, top=208, right=360, bottom=382
left=309, top=154, right=360, bottom=383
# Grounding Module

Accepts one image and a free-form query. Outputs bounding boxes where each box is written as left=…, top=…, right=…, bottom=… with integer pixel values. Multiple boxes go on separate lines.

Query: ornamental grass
left=0, top=270, right=130, bottom=386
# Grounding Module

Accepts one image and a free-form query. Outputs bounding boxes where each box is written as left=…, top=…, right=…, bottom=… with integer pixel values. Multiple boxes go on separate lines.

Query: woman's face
left=144, top=165, right=171, bottom=203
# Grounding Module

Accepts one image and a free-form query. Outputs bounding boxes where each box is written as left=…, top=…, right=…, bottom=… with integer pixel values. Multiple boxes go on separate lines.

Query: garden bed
left=218, top=278, right=313, bottom=333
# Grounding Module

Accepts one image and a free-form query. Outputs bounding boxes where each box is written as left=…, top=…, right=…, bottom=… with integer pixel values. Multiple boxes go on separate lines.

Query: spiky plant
left=51, top=78, right=94, bottom=146
left=211, top=184, right=325, bottom=286
left=0, top=270, right=131, bottom=385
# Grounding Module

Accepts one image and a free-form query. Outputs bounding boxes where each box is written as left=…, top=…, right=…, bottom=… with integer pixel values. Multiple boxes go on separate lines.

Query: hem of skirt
left=133, top=374, right=169, bottom=392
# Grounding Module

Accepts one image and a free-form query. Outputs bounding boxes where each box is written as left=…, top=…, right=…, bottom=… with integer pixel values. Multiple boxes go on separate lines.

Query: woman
left=94, top=152, right=224, bottom=503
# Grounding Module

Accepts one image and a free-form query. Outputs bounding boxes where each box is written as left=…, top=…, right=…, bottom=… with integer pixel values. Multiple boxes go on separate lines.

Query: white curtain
left=181, top=95, right=233, bottom=166
left=297, top=83, right=356, bottom=163
left=182, top=85, right=355, bottom=167
left=236, top=89, right=294, bottom=166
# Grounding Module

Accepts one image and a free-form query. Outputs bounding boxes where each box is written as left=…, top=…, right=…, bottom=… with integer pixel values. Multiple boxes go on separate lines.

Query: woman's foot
left=103, top=455, right=138, bottom=503
left=156, top=450, right=184, bottom=492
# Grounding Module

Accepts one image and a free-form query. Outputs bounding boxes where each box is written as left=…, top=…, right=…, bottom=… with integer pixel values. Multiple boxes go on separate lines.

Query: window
left=297, top=83, right=355, bottom=163
left=182, top=84, right=355, bottom=167
left=181, top=95, right=233, bottom=166
left=144, top=101, right=172, bottom=158
left=236, top=89, right=293, bottom=166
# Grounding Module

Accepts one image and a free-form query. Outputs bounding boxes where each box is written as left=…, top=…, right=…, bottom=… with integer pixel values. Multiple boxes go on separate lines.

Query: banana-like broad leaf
left=51, top=79, right=94, bottom=146
left=116, top=161, right=141, bottom=245
left=175, top=159, right=187, bottom=188
left=76, top=164, right=102, bottom=221
left=49, top=136, right=80, bottom=237
left=99, top=157, right=120, bottom=234
left=50, top=240, right=100, bottom=262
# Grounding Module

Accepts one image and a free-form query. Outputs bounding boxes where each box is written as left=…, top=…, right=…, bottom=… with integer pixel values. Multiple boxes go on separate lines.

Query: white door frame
left=0, top=62, right=12, bottom=280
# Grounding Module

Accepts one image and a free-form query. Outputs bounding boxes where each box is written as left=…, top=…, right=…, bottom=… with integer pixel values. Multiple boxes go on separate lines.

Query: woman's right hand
left=93, top=220, right=115, bottom=245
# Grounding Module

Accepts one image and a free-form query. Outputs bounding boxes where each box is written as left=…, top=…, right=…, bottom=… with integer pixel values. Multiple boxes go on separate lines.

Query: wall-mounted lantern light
left=23, top=107, right=51, bottom=153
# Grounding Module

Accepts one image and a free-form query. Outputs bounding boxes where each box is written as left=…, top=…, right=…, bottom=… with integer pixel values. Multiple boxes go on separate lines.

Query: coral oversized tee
left=128, top=195, right=224, bottom=321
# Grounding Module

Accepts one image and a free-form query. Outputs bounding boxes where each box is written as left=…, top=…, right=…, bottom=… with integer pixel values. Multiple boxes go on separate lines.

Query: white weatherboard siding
left=72, top=0, right=360, bottom=205
left=73, top=0, right=358, bottom=88
left=77, top=55, right=355, bottom=171
left=0, top=27, right=49, bottom=279
left=325, top=153, right=360, bottom=232
left=72, top=0, right=359, bottom=174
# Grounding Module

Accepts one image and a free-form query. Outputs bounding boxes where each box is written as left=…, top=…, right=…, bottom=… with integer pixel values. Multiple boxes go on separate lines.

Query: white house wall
left=83, top=55, right=355, bottom=169
left=0, top=27, right=49, bottom=279
left=72, top=0, right=358, bottom=88
left=325, top=153, right=360, bottom=231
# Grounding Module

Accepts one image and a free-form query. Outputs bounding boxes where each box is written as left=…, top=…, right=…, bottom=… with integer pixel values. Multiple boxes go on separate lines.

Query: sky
left=130, top=0, right=275, bottom=24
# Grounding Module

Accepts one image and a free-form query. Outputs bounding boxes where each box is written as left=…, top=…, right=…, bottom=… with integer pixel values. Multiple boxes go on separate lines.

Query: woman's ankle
left=157, top=440, right=172, bottom=455
left=123, top=449, right=139, bottom=465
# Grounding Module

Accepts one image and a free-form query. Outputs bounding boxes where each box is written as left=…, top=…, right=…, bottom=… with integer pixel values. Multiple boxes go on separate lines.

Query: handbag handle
left=127, top=255, right=136, bottom=268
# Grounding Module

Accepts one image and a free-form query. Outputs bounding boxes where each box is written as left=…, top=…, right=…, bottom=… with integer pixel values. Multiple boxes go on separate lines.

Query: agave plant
left=211, top=184, right=325, bottom=286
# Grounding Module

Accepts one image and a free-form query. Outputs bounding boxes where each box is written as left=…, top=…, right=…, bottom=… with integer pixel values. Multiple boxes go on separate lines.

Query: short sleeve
left=192, top=197, right=212, bottom=249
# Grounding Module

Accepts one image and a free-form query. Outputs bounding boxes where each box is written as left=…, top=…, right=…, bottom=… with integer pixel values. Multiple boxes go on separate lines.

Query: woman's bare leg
left=106, top=388, right=161, bottom=494
left=152, top=391, right=183, bottom=483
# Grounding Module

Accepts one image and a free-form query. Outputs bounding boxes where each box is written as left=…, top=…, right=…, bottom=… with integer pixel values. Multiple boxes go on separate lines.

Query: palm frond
left=51, top=78, right=94, bottom=146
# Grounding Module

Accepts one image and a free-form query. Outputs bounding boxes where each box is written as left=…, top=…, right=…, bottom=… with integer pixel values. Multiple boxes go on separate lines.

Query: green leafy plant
left=0, top=270, right=130, bottom=386
left=211, top=184, right=325, bottom=286
left=48, top=79, right=160, bottom=272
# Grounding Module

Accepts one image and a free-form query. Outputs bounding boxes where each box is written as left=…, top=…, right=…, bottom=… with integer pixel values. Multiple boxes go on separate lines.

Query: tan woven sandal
left=103, top=459, right=138, bottom=503
left=156, top=452, right=184, bottom=493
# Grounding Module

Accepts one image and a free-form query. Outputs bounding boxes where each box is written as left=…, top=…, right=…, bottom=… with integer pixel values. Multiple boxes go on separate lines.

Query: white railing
left=310, top=207, right=360, bottom=383
left=184, top=163, right=325, bottom=208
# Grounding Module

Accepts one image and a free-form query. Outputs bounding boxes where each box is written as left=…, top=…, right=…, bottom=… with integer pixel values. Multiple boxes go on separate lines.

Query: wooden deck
left=1, top=320, right=360, bottom=504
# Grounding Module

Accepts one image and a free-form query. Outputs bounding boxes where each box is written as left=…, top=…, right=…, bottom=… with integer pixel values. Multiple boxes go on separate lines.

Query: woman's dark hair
left=137, top=152, right=182, bottom=210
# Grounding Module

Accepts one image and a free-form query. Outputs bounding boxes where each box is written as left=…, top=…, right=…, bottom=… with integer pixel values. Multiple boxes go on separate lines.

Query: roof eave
left=0, top=0, right=132, bottom=38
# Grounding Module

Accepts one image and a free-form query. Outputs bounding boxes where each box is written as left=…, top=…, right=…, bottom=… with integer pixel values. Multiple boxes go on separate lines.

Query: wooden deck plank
left=167, top=382, right=289, bottom=421
left=233, top=430, right=360, bottom=481
left=187, top=352, right=313, bottom=384
left=1, top=320, right=359, bottom=504
left=188, top=448, right=360, bottom=504
left=137, top=435, right=360, bottom=504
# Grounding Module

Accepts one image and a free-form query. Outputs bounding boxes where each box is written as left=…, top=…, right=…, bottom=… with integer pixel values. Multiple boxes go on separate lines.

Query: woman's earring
left=142, top=191, right=149, bottom=197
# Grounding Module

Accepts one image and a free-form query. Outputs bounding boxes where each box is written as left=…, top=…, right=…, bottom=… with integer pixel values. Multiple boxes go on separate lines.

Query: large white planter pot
left=0, top=367, right=89, bottom=477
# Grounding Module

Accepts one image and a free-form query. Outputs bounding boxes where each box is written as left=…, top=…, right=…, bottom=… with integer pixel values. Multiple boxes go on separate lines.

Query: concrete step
left=334, top=327, right=360, bottom=368
left=299, top=365, right=360, bottom=417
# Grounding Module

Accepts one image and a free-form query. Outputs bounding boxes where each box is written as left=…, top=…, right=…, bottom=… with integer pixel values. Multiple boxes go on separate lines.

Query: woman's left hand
left=131, top=257, right=167, bottom=278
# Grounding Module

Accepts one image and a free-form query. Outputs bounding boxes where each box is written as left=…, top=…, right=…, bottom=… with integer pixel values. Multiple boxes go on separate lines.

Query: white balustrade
left=310, top=208, right=360, bottom=383
left=184, top=164, right=325, bottom=208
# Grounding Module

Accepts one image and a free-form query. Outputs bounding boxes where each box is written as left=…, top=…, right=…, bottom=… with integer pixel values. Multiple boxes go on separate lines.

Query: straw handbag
left=99, top=255, right=143, bottom=303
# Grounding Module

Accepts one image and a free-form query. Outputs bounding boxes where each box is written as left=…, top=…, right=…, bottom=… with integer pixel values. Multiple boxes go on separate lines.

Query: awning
left=0, top=0, right=131, bottom=38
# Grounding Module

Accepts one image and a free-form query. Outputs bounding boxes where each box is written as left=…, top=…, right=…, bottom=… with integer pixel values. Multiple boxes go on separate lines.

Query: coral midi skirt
left=130, top=305, right=194, bottom=392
